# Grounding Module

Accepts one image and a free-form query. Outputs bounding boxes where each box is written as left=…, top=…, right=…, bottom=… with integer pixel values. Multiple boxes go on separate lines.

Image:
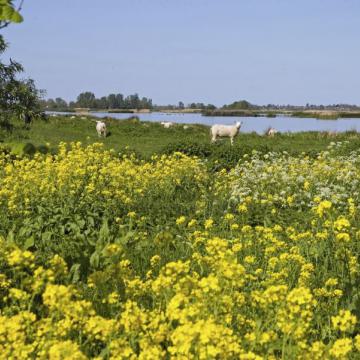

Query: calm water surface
left=49, top=112, right=360, bottom=134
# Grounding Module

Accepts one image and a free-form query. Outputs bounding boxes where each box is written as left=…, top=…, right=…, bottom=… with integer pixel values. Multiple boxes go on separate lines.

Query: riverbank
left=44, top=108, right=360, bottom=119
left=203, top=109, right=360, bottom=119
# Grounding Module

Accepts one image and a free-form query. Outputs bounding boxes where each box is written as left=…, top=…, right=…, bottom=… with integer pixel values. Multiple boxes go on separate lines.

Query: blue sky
left=3, top=0, right=360, bottom=106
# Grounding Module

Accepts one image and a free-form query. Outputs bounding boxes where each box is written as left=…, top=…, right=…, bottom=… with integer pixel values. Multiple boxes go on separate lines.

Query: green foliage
left=22, top=142, right=36, bottom=156
left=0, top=0, right=23, bottom=25
left=0, top=35, right=43, bottom=126
left=223, top=99, right=255, bottom=110
left=162, top=141, right=212, bottom=157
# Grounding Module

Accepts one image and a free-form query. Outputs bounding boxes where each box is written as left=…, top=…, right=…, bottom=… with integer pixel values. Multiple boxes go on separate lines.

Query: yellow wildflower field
left=0, top=143, right=360, bottom=359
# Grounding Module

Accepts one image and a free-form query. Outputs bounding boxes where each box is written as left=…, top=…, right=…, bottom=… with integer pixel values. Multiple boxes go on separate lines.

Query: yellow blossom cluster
left=0, top=143, right=360, bottom=358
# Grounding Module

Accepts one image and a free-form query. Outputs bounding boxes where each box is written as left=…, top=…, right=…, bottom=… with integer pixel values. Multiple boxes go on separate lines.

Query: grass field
left=2, top=114, right=360, bottom=159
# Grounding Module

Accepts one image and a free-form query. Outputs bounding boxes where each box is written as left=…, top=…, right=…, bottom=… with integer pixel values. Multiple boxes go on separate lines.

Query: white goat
left=96, top=121, right=107, bottom=137
left=161, top=121, right=175, bottom=128
left=211, top=121, right=243, bottom=145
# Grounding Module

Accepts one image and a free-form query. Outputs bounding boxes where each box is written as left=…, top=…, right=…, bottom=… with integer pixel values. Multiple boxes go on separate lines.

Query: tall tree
left=76, top=92, right=96, bottom=108
left=107, top=93, right=118, bottom=109
left=55, top=97, right=68, bottom=109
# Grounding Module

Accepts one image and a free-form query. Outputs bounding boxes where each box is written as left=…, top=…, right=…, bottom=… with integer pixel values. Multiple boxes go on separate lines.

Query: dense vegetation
left=1, top=136, right=360, bottom=358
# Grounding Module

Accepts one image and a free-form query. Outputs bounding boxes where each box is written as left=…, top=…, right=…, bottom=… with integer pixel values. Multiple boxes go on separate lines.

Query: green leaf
left=7, top=230, right=14, bottom=244
left=19, top=226, right=30, bottom=237
left=77, top=219, right=86, bottom=229
left=41, top=231, right=52, bottom=242
left=116, top=231, right=134, bottom=246
left=69, top=263, right=81, bottom=283
left=11, top=11, right=23, bottom=23
left=87, top=216, right=95, bottom=227
left=99, top=218, right=110, bottom=242
left=1, top=5, right=14, bottom=20
left=23, top=237, right=34, bottom=250
left=90, top=252, right=100, bottom=268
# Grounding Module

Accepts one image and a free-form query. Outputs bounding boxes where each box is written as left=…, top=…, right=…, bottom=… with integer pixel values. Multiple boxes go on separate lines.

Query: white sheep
left=96, top=120, right=107, bottom=137
left=210, top=121, right=243, bottom=145
left=183, top=125, right=189, bottom=130
left=161, top=121, right=175, bottom=128
left=265, top=127, right=277, bottom=137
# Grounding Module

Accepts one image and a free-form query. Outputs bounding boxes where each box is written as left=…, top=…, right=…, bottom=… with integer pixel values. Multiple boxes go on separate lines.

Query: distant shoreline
left=45, top=109, right=360, bottom=120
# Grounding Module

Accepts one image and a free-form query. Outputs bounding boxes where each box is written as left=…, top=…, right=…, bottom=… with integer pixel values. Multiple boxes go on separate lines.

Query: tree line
left=41, top=92, right=153, bottom=111
left=41, top=95, right=219, bottom=112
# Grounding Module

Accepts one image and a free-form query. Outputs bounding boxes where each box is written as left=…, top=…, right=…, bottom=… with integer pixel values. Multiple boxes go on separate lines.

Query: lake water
left=49, top=111, right=360, bottom=134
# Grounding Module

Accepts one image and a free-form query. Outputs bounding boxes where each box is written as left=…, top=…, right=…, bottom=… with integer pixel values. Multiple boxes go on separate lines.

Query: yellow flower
left=334, top=217, right=351, bottom=231
left=48, top=341, right=87, bottom=360
left=237, top=204, right=248, bottom=213
left=336, top=232, right=350, bottom=243
left=231, top=223, right=239, bottom=230
left=176, top=216, right=186, bottom=225
left=331, top=310, right=357, bottom=332
left=315, top=200, right=332, bottom=217
left=329, top=338, right=353, bottom=359
left=127, top=211, right=136, bottom=218
left=355, top=335, right=360, bottom=351
left=187, top=219, right=197, bottom=228
left=204, top=218, right=214, bottom=229
left=224, top=213, right=235, bottom=221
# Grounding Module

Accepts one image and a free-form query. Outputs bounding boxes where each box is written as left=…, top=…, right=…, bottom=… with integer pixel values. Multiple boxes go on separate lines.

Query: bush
left=37, top=144, right=49, bottom=154
left=162, top=141, right=212, bottom=157
left=22, top=142, right=36, bottom=156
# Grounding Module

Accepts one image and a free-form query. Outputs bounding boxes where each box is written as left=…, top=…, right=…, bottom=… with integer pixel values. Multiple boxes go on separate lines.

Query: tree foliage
left=0, top=37, right=43, bottom=126
left=41, top=92, right=154, bottom=110
left=223, top=100, right=255, bottom=110
left=0, top=0, right=24, bottom=28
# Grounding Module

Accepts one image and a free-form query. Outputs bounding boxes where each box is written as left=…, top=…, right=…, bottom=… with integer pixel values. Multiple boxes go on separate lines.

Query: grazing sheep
left=96, top=120, right=107, bottom=137
left=327, top=131, right=337, bottom=138
left=211, top=121, right=243, bottom=145
left=265, top=127, right=277, bottom=137
left=161, top=121, right=175, bottom=128
left=183, top=125, right=189, bottom=130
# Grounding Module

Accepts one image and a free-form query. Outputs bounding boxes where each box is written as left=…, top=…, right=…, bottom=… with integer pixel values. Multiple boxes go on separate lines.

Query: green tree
left=55, top=97, right=68, bottom=109
left=225, top=100, right=254, bottom=110
left=107, top=93, right=117, bottom=109
left=0, top=36, right=43, bottom=126
left=76, top=91, right=96, bottom=108
left=115, top=93, right=124, bottom=108
left=0, top=1, right=43, bottom=126
left=96, top=96, right=108, bottom=109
